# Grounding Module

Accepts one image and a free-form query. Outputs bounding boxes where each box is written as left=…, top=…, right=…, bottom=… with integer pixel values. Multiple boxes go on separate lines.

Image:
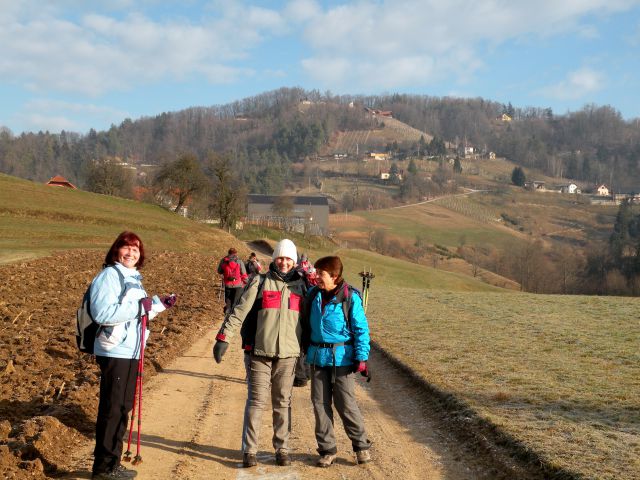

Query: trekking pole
left=358, top=268, right=375, bottom=313
left=122, top=378, right=138, bottom=462
left=131, top=308, right=148, bottom=466
left=123, top=305, right=147, bottom=463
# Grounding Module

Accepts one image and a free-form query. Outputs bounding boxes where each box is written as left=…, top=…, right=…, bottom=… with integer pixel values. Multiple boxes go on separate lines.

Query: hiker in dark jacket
left=212, top=239, right=307, bottom=468
left=217, top=248, right=248, bottom=313
left=245, top=252, right=263, bottom=278
left=89, top=231, right=175, bottom=480
left=304, top=255, right=372, bottom=468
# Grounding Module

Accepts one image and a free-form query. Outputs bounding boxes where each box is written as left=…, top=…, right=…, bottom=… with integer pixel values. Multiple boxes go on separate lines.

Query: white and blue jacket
left=305, top=284, right=370, bottom=367
left=90, top=262, right=162, bottom=359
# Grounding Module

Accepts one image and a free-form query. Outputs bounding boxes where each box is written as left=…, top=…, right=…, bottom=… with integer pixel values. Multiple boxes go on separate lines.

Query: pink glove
left=161, top=294, right=177, bottom=308
left=356, top=361, right=371, bottom=382
left=140, top=297, right=153, bottom=314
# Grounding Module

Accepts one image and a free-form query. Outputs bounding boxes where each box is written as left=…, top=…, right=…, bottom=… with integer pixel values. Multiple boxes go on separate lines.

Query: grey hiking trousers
left=310, top=365, right=371, bottom=455
left=241, top=354, right=297, bottom=454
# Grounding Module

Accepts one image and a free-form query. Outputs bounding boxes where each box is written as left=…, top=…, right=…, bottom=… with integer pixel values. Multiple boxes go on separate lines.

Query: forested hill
left=1, top=87, right=640, bottom=192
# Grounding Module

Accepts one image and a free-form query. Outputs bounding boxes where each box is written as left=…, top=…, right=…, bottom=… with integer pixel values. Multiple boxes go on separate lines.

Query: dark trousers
left=93, top=356, right=139, bottom=474
left=224, top=286, right=243, bottom=313
left=294, top=353, right=309, bottom=382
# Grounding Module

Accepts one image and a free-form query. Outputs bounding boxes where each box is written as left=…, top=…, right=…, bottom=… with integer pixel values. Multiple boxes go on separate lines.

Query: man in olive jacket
left=212, top=239, right=307, bottom=468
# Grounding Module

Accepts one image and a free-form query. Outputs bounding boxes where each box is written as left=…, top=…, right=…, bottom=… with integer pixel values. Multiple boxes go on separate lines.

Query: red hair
left=104, top=231, right=145, bottom=269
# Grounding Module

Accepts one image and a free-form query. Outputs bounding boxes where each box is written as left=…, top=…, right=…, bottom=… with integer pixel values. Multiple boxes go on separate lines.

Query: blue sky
left=2, top=0, right=640, bottom=134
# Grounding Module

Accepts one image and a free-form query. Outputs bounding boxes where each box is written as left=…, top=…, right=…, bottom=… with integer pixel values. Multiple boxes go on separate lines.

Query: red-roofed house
left=46, top=175, right=77, bottom=189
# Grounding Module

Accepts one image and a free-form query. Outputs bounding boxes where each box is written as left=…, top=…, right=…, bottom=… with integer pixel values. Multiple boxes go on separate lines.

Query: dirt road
left=64, top=333, right=510, bottom=479
left=1, top=248, right=535, bottom=479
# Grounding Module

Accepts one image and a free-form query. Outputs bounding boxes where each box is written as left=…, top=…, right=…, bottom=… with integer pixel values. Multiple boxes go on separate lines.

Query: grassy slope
left=335, top=247, right=503, bottom=292
left=331, top=199, right=520, bottom=252
left=367, top=287, right=639, bottom=479
left=0, top=173, right=240, bottom=262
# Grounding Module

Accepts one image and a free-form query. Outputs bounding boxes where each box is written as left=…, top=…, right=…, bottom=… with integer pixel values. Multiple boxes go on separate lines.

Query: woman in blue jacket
left=304, top=255, right=372, bottom=468
left=89, top=231, right=174, bottom=480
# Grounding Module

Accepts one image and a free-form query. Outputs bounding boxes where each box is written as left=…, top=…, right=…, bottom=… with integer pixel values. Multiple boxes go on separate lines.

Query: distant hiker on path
left=245, top=252, right=263, bottom=278
left=303, top=255, right=372, bottom=467
left=297, top=253, right=317, bottom=287
left=217, top=248, right=248, bottom=314
left=88, top=231, right=176, bottom=480
left=294, top=253, right=314, bottom=386
left=212, top=239, right=308, bottom=468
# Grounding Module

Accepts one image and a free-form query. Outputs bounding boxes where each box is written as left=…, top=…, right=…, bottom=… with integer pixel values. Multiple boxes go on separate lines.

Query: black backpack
left=75, top=265, right=127, bottom=354
left=301, top=283, right=361, bottom=351
left=305, top=283, right=360, bottom=331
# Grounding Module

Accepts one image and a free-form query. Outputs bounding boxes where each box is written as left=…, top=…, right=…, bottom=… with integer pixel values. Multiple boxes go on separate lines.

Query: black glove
left=213, top=340, right=229, bottom=363
left=140, top=297, right=153, bottom=314
left=161, top=294, right=177, bottom=308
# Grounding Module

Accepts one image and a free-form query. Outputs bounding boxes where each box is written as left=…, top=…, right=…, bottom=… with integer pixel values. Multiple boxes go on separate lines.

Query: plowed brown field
left=0, top=250, right=219, bottom=479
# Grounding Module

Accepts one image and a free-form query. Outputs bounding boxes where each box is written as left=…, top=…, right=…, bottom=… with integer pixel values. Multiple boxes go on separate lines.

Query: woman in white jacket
left=90, top=231, right=175, bottom=480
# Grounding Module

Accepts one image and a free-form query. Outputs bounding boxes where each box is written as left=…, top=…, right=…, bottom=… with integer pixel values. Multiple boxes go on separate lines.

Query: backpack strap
left=111, top=265, right=127, bottom=303
left=341, top=283, right=353, bottom=335
left=91, top=265, right=128, bottom=337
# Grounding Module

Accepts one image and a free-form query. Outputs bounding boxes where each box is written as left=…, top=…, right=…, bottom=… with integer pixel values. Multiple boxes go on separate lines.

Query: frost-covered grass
left=368, top=287, right=640, bottom=480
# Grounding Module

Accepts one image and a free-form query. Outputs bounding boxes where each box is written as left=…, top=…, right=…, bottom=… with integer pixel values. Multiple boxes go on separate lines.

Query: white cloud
left=540, top=68, right=605, bottom=100
left=297, top=0, right=640, bottom=89
left=0, top=2, right=285, bottom=95
left=15, top=113, right=82, bottom=133
left=284, top=0, right=321, bottom=22
left=16, top=98, right=130, bottom=132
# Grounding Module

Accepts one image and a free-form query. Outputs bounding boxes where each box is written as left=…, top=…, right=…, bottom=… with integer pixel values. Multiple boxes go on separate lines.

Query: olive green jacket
left=218, top=269, right=307, bottom=358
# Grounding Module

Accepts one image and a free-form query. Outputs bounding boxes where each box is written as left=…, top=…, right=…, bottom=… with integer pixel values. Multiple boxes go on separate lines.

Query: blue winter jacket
left=305, top=284, right=370, bottom=367
left=90, top=263, right=152, bottom=359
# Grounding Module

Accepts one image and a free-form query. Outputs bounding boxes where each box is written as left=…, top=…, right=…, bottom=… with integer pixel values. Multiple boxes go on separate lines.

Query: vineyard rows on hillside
left=433, top=196, right=501, bottom=223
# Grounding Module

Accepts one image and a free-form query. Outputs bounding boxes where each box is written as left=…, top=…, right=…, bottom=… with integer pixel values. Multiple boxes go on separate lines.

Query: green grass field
left=331, top=199, right=521, bottom=253
left=367, top=287, right=640, bottom=479
left=0, top=173, right=238, bottom=262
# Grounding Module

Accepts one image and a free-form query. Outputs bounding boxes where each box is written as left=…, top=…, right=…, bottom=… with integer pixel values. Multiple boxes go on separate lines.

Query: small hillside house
left=596, top=184, right=610, bottom=196
left=46, top=175, right=77, bottom=189
left=246, top=194, right=329, bottom=235
left=525, top=180, right=546, bottom=191
left=369, top=152, right=389, bottom=161
left=559, top=183, right=580, bottom=194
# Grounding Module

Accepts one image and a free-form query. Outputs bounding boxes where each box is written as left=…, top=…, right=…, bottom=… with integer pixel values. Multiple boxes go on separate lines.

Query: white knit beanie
left=272, top=239, right=297, bottom=262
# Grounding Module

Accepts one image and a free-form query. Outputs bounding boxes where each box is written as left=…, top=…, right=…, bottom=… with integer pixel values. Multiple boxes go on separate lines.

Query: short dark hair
left=228, top=247, right=237, bottom=255
left=104, top=231, right=145, bottom=269
left=249, top=252, right=256, bottom=257
left=314, top=256, right=343, bottom=283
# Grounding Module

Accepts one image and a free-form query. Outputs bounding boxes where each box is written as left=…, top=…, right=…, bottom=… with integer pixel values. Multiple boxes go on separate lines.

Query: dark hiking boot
left=92, top=465, right=137, bottom=479
left=356, top=449, right=371, bottom=464
left=276, top=449, right=291, bottom=466
left=293, top=378, right=308, bottom=387
left=242, top=453, right=257, bottom=468
left=316, top=453, right=336, bottom=467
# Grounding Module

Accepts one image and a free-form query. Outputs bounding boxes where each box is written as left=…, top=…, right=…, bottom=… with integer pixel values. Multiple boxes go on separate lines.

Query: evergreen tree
left=511, top=166, right=526, bottom=186
left=453, top=157, right=462, bottom=174
left=407, top=158, right=418, bottom=175
left=609, top=200, right=633, bottom=261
